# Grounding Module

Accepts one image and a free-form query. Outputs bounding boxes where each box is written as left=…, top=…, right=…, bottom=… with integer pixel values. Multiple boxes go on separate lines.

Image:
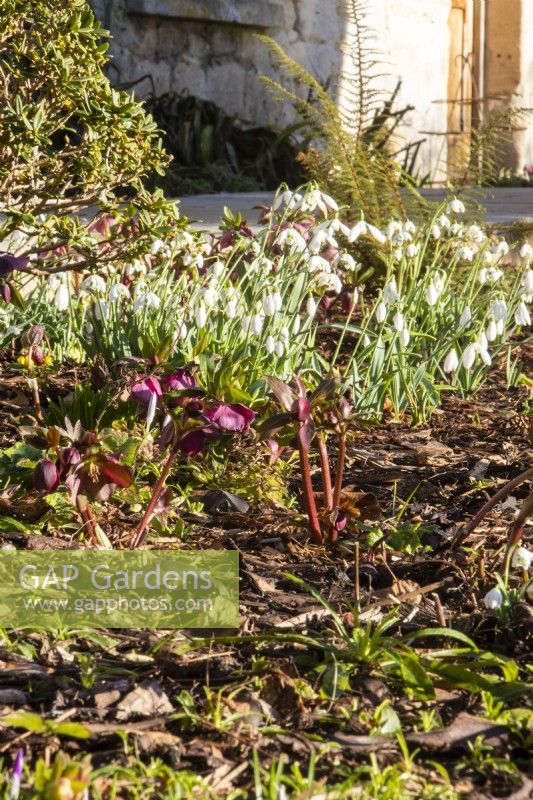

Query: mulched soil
left=0, top=344, right=531, bottom=798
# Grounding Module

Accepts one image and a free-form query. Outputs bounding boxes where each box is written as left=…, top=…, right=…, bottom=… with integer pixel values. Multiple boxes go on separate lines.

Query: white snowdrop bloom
left=447, top=197, right=466, bottom=214
left=490, top=298, right=507, bottom=321
left=265, top=335, right=275, bottom=354
left=457, top=246, right=474, bottom=262
left=466, top=224, right=485, bottom=244
left=178, top=320, right=188, bottom=339
left=348, top=220, right=366, bottom=242
left=174, top=230, right=195, bottom=248
left=306, top=296, right=317, bottom=317
left=433, top=270, right=446, bottom=292
left=478, top=267, right=489, bottom=285
left=519, top=243, right=533, bottom=260
left=84, top=321, right=93, bottom=336
left=48, top=274, right=61, bottom=290
left=511, top=546, right=532, bottom=570
left=202, top=286, right=218, bottom=308
left=225, top=298, right=237, bottom=319
left=367, top=224, right=386, bottom=244
left=193, top=254, right=205, bottom=270
left=483, top=587, right=503, bottom=610
left=211, top=260, right=225, bottom=279
left=515, top=301, right=531, bottom=326
left=487, top=267, right=504, bottom=283
left=399, top=328, right=410, bottom=346
left=195, top=304, right=207, bottom=328
left=280, top=326, right=290, bottom=344
left=450, top=222, right=464, bottom=237
left=292, top=315, right=301, bottom=335
left=438, top=214, right=451, bottom=229
left=496, top=319, right=505, bottom=336
left=251, top=314, right=263, bottom=336
left=443, top=348, right=459, bottom=373
left=276, top=228, right=307, bottom=252
left=146, top=390, right=158, bottom=432
left=403, top=220, right=416, bottom=235
left=383, top=278, right=399, bottom=305
left=459, top=307, right=472, bottom=328
left=462, top=342, right=478, bottom=369
left=478, top=346, right=491, bottom=366
left=431, top=224, right=442, bottom=240
left=275, top=340, right=285, bottom=358
left=241, top=315, right=251, bottom=334
left=301, top=187, right=338, bottom=216
left=316, top=271, right=342, bottom=293
left=150, top=238, right=169, bottom=256
left=386, top=221, right=402, bottom=239
left=109, top=283, right=130, bottom=302
left=94, top=299, right=109, bottom=322
left=307, top=255, right=331, bottom=274
left=393, top=247, right=403, bottom=262
left=486, top=320, right=498, bottom=342
left=182, top=253, right=193, bottom=267
left=328, top=218, right=350, bottom=237
left=477, top=330, right=488, bottom=351
left=308, top=230, right=329, bottom=254
left=363, top=333, right=371, bottom=347
left=338, top=252, right=357, bottom=271
left=273, top=189, right=301, bottom=212
left=81, top=274, right=106, bottom=294
left=426, top=284, right=439, bottom=306
left=375, top=302, right=387, bottom=323
left=406, top=243, right=419, bottom=259
left=495, top=240, right=509, bottom=257
left=522, top=269, right=533, bottom=292
left=262, top=293, right=277, bottom=317
left=393, top=311, right=404, bottom=332
left=54, top=284, right=69, bottom=311
left=482, top=249, right=495, bottom=265
left=391, top=231, right=406, bottom=246
left=272, top=291, right=283, bottom=312
left=134, top=292, right=161, bottom=311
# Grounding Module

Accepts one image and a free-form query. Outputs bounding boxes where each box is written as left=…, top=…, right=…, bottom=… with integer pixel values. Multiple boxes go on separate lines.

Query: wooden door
left=447, top=0, right=474, bottom=175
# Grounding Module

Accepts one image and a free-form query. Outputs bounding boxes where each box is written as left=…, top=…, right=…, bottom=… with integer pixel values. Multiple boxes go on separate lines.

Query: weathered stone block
left=125, top=0, right=284, bottom=28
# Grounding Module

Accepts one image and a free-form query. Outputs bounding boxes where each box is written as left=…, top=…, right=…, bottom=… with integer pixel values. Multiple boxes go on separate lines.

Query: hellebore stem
left=451, top=466, right=533, bottom=550
left=76, top=495, right=97, bottom=545
left=316, top=432, right=333, bottom=512
left=131, top=447, right=177, bottom=548
left=332, top=427, right=347, bottom=512
left=297, top=427, right=323, bottom=545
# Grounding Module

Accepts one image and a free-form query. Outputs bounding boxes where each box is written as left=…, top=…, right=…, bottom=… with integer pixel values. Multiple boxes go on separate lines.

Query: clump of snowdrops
left=1, top=183, right=531, bottom=421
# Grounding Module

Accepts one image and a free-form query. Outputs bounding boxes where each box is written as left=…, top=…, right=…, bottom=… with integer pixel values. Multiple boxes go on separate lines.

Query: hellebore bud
left=33, top=457, right=60, bottom=493
left=60, top=447, right=81, bottom=470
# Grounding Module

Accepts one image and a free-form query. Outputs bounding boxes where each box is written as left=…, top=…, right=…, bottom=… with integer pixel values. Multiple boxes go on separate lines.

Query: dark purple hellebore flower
left=0, top=252, right=29, bottom=277
left=130, top=376, right=163, bottom=405
left=60, top=446, right=81, bottom=471
left=33, top=457, right=60, bottom=493
left=206, top=402, right=256, bottom=433
left=179, top=429, right=208, bottom=457
left=162, top=369, right=197, bottom=392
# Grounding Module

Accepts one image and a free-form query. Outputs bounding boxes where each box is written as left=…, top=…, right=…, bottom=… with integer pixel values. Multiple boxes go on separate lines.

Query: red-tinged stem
left=297, top=427, right=322, bottom=545
left=332, top=427, right=347, bottom=511
left=76, top=495, right=97, bottom=545
left=131, top=448, right=177, bottom=548
left=451, top=466, right=533, bottom=550
left=316, top=432, right=333, bottom=512
left=504, top=490, right=533, bottom=559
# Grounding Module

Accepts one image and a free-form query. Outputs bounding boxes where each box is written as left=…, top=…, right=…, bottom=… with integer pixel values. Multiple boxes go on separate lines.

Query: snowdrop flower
left=212, top=260, right=225, bottom=279
left=477, top=330, right=488, bottom=351
left=466, top=225, right=485, bottom=244
left=316, top=271, right=342, bottom=293
left=462, top=342, right=478, bottom=369
left=438, top=214, right=451, bottom=229
left=486, top=320, right=498, bottom=342
left=431, top=224, right=442, bottom=240
left=367, top=223, right=386, bottom=244
left=251, top=314, right=263, bottom=336
left=262, top=293, right=277, bottom=316
left=522, top=270, right=533, bottom=292
left=338, top=252, right=357, bottom=271
left=150, top=238, right=170, bottom=256
left=306, top=296, right=317, bottom=317
left=94, top=299, right=109, bottom=321
left=109, top=283, right=130, bottom=302
left=386, top=221, right=402, bottom=239
left=307, top=255, right=331, bottom=274
left=81, top=274, right=106, bottom=294
left=403, top=220, right=416, bottom=236
left=496, top=318, right=505, bottom=336
left=273, top=189, right=302, bottom=212
left=483, top=587, right=503, bottom=610
left=48, top=274, right=61, bottom=290
left=459, top=307, right=472, bottom=328
left=195, top=304, right=207, bottom=328
left=272, top=291, right=283, bottom=312
left=383, top=278, right=399, bottom=305
left=490, top=298, right=507, bottom=321
left=348, top=220, right=385, bottom=244
left=225, top=298, right=237, bottom=319
left=328, top=218, right=351, bottom=238
left=276, top=228, right=307, bottom=253
left=362, top=333, right=371, bottom=347
left=494, top=240, right=509, bottom=258
left=519, top=242, right=533, bottom=260
left=202, top=286, right=218, bottom=308
left=478, top=267, right=488, bottom=285
left=511, top=546, right=532, bottom=570
left=393, top=247, right=403, bottom=262
left=53, top=284, right=69, bottom=311
left=393, top=311, right=404, bottom=332
left=450, top=223, right=464, bottom=237
left=406, top=243, right=419, bottom=259
left=426, top=283, right=439, bottom=307
left=134, top=292, right=161, bottom=311
left=265, top=335, right=275, bottom=354
left=308, top=229, right=329, bottom=254
left=375, top=302, right=387, bottom=323
left=478, top=346, right=491, bottom=366
left=348, top=220, right=366, bottom=242
left=399, top=328, right=410, bottom=346
left=443, top=348, right=459, bottom=373
left=447, top=197, right=465, bottom=214
left=487, top=267, right=504, bottom=283
left=457, top=246, right=474, bottom=262
left=275, top=340, right=284, bottom=358
left=482, top=249, right=495, bottom=266
left=177, top=321, right=188, bottom=339
left=292, top=315, right=301, bottom=335
left=301, top=187, right=338, bottom=216
left=514, top=301, right=531, bottom=326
